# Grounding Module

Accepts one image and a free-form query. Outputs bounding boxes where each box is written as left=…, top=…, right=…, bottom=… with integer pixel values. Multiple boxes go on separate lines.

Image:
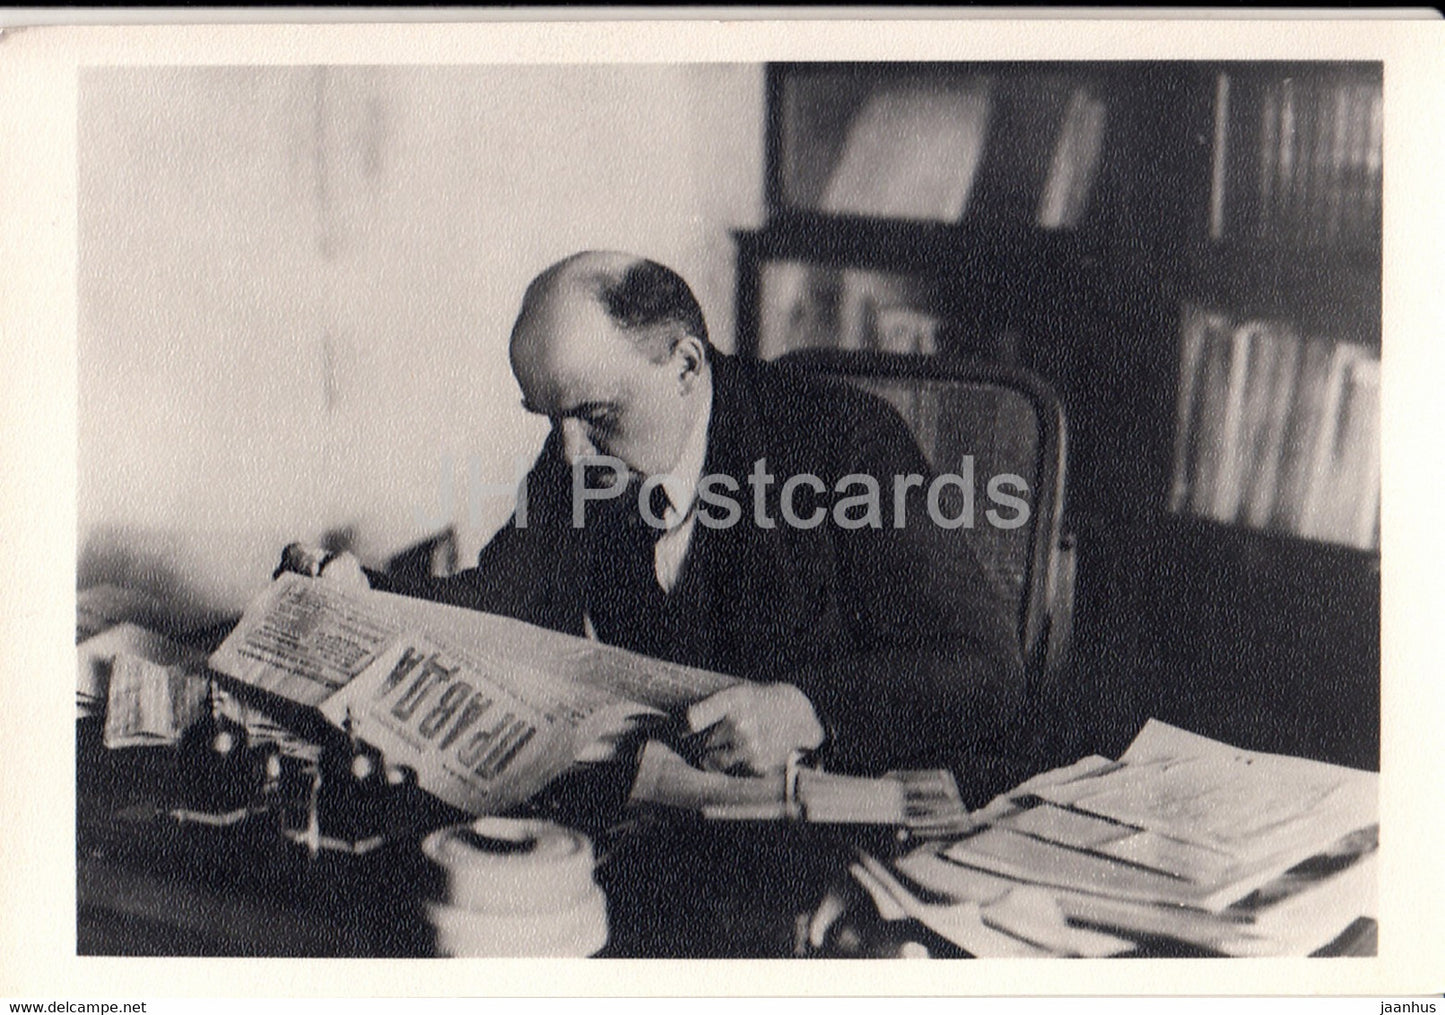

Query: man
left=298, top=251, right=1024, bottom=777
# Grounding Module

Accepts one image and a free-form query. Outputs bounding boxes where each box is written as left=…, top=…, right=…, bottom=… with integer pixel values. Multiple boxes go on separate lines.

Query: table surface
left=76, top=720, right=1377, bottom=960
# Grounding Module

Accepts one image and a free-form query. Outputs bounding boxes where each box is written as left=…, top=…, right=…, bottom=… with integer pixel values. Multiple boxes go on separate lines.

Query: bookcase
left=734, top=61, right=1381, bottom=769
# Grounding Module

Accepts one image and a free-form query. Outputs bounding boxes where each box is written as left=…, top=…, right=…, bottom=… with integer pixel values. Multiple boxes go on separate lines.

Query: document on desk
left=869, top=720, right=1379, bottom=956
left=1028, top=719, right=1376, bottom=873
left=943, top=719, right=1378, bottom=914
left=209, top=574, right=741, bottom=812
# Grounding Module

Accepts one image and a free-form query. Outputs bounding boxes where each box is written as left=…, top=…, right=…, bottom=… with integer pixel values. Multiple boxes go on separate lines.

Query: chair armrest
left=1040, top=532, right=1077, bottom=679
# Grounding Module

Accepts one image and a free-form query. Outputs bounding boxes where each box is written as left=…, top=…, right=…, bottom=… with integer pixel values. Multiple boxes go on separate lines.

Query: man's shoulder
left=720, top=353, right=901, bottom=432
left=717, top=352, right=921, bottom=465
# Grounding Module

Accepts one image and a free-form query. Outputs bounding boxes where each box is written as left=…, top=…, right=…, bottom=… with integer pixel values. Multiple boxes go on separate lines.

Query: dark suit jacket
left=377, top=352, right=1025, bottom=773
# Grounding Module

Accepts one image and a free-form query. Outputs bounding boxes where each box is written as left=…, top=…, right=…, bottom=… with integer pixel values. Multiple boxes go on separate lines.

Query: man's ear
left=673, top=333, right=707, bottom=394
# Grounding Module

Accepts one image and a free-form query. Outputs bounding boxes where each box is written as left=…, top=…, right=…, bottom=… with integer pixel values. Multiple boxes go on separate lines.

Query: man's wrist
left=806, top=713, right=837, bottom=768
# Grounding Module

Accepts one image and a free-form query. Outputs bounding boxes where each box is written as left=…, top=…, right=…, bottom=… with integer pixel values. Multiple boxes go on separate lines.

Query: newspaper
left=208, top=574, right=740, bottom=813
left=318, top=635, right=577, bottom=814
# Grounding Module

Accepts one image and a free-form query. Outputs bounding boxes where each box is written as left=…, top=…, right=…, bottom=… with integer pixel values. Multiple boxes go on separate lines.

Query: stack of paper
left=859, top=721, right=1377, bottom=957
left=77, top=611, right=316, bottom=760
left=101, top=653, right=212, bottom=749
left=77, top=621, right=204, bottom=719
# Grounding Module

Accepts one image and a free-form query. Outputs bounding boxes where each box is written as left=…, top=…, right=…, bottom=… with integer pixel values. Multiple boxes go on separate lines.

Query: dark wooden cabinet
left=736, top=61, right=1381, bottom=769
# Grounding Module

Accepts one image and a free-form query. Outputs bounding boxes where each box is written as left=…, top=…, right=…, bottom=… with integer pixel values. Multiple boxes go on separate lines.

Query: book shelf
left=1167, top=63, right=1382, bottom=555
left=739, top=63, right=1192, bottom=517
left=735, top=61, right=1381, bottom=768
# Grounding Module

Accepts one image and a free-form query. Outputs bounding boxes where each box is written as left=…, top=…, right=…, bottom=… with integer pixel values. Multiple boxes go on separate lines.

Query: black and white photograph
left=3, top=13, right=1443, bottom=1001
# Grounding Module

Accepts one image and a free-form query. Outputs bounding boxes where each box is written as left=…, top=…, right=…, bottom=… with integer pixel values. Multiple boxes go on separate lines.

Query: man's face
left=510, top=290, right=692, bottom=478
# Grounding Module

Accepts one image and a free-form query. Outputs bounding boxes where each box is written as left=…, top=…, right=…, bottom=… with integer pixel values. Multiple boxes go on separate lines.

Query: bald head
left=509, top=251, right=712, bottom=477
left=517, top=251, right=709, bottom=361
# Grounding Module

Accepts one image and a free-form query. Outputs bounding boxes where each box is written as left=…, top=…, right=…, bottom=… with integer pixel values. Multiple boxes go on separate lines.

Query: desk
left=76, top=718, right=842, bottom=958
left=77, top=720, right=1376, bottom=959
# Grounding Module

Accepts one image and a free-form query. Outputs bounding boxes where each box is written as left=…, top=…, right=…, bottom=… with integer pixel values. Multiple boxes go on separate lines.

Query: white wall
left=79, top=64, right=765, bottom=623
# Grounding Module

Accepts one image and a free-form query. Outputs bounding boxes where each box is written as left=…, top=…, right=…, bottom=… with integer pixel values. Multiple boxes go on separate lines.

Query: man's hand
left=275, top=542, right=370, bottom=590
left=573, top=712, right=646, bottom=764
left=685, top=682, right=824, bottom=776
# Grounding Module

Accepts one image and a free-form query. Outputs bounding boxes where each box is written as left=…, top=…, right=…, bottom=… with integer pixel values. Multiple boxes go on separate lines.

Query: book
left=1276, top=76, right=1299, bottom=238
left=1184, top=314, right=1239, bottom=519
left=851, top=850, right=1133, bottom=957
left=1171, top=305, right=1379, bottom=549
left=102, top=652, right=212, bottom=749
left=1300, top=353, right=1380, bottom=547
left=821, top=79, right=993, bottom=223
left=1323, top=78, right=1351, bottom=244
left=629, top=740, right=973, bottom=833
left=1212, top=321, right=1273, bottom=523
left=1343, top=81, right=1373, bottom=243
left=1186, top=318, right=1258, bottom=522
left=837, top=269, right=927, bottom=352
left=1348, top=359, right=1383, bottom=549
left=1253, top=73, right=1381, bottom=249
left=1227, top=824, right=1377, bottom=956
left=893, top=824, right=1376, bottom=957
left=1256, top=82, right=1279, bottom=239
left=893, top=848, right=1256, bottom=954
left=1208, top=72, right=1231, bottom=241
left=1364, top=82, right=1383, bottom=239
left=1301, top=77, right=1324, bottom=242
left=873, top=304, right=941, bottom=355
left=1271, top=337, right=1343, bottom=535
left=758, top=260, right=840, bottom=359
left=1297, top=342, right=1368, bottom=541
left=77, top=621, right=206, bottom=720
left=1240, top=323, right=1302, bottom=528
left=1169, top=305, right=1219, bottom=512
left=1037, top=86, right=1108, bottom=230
